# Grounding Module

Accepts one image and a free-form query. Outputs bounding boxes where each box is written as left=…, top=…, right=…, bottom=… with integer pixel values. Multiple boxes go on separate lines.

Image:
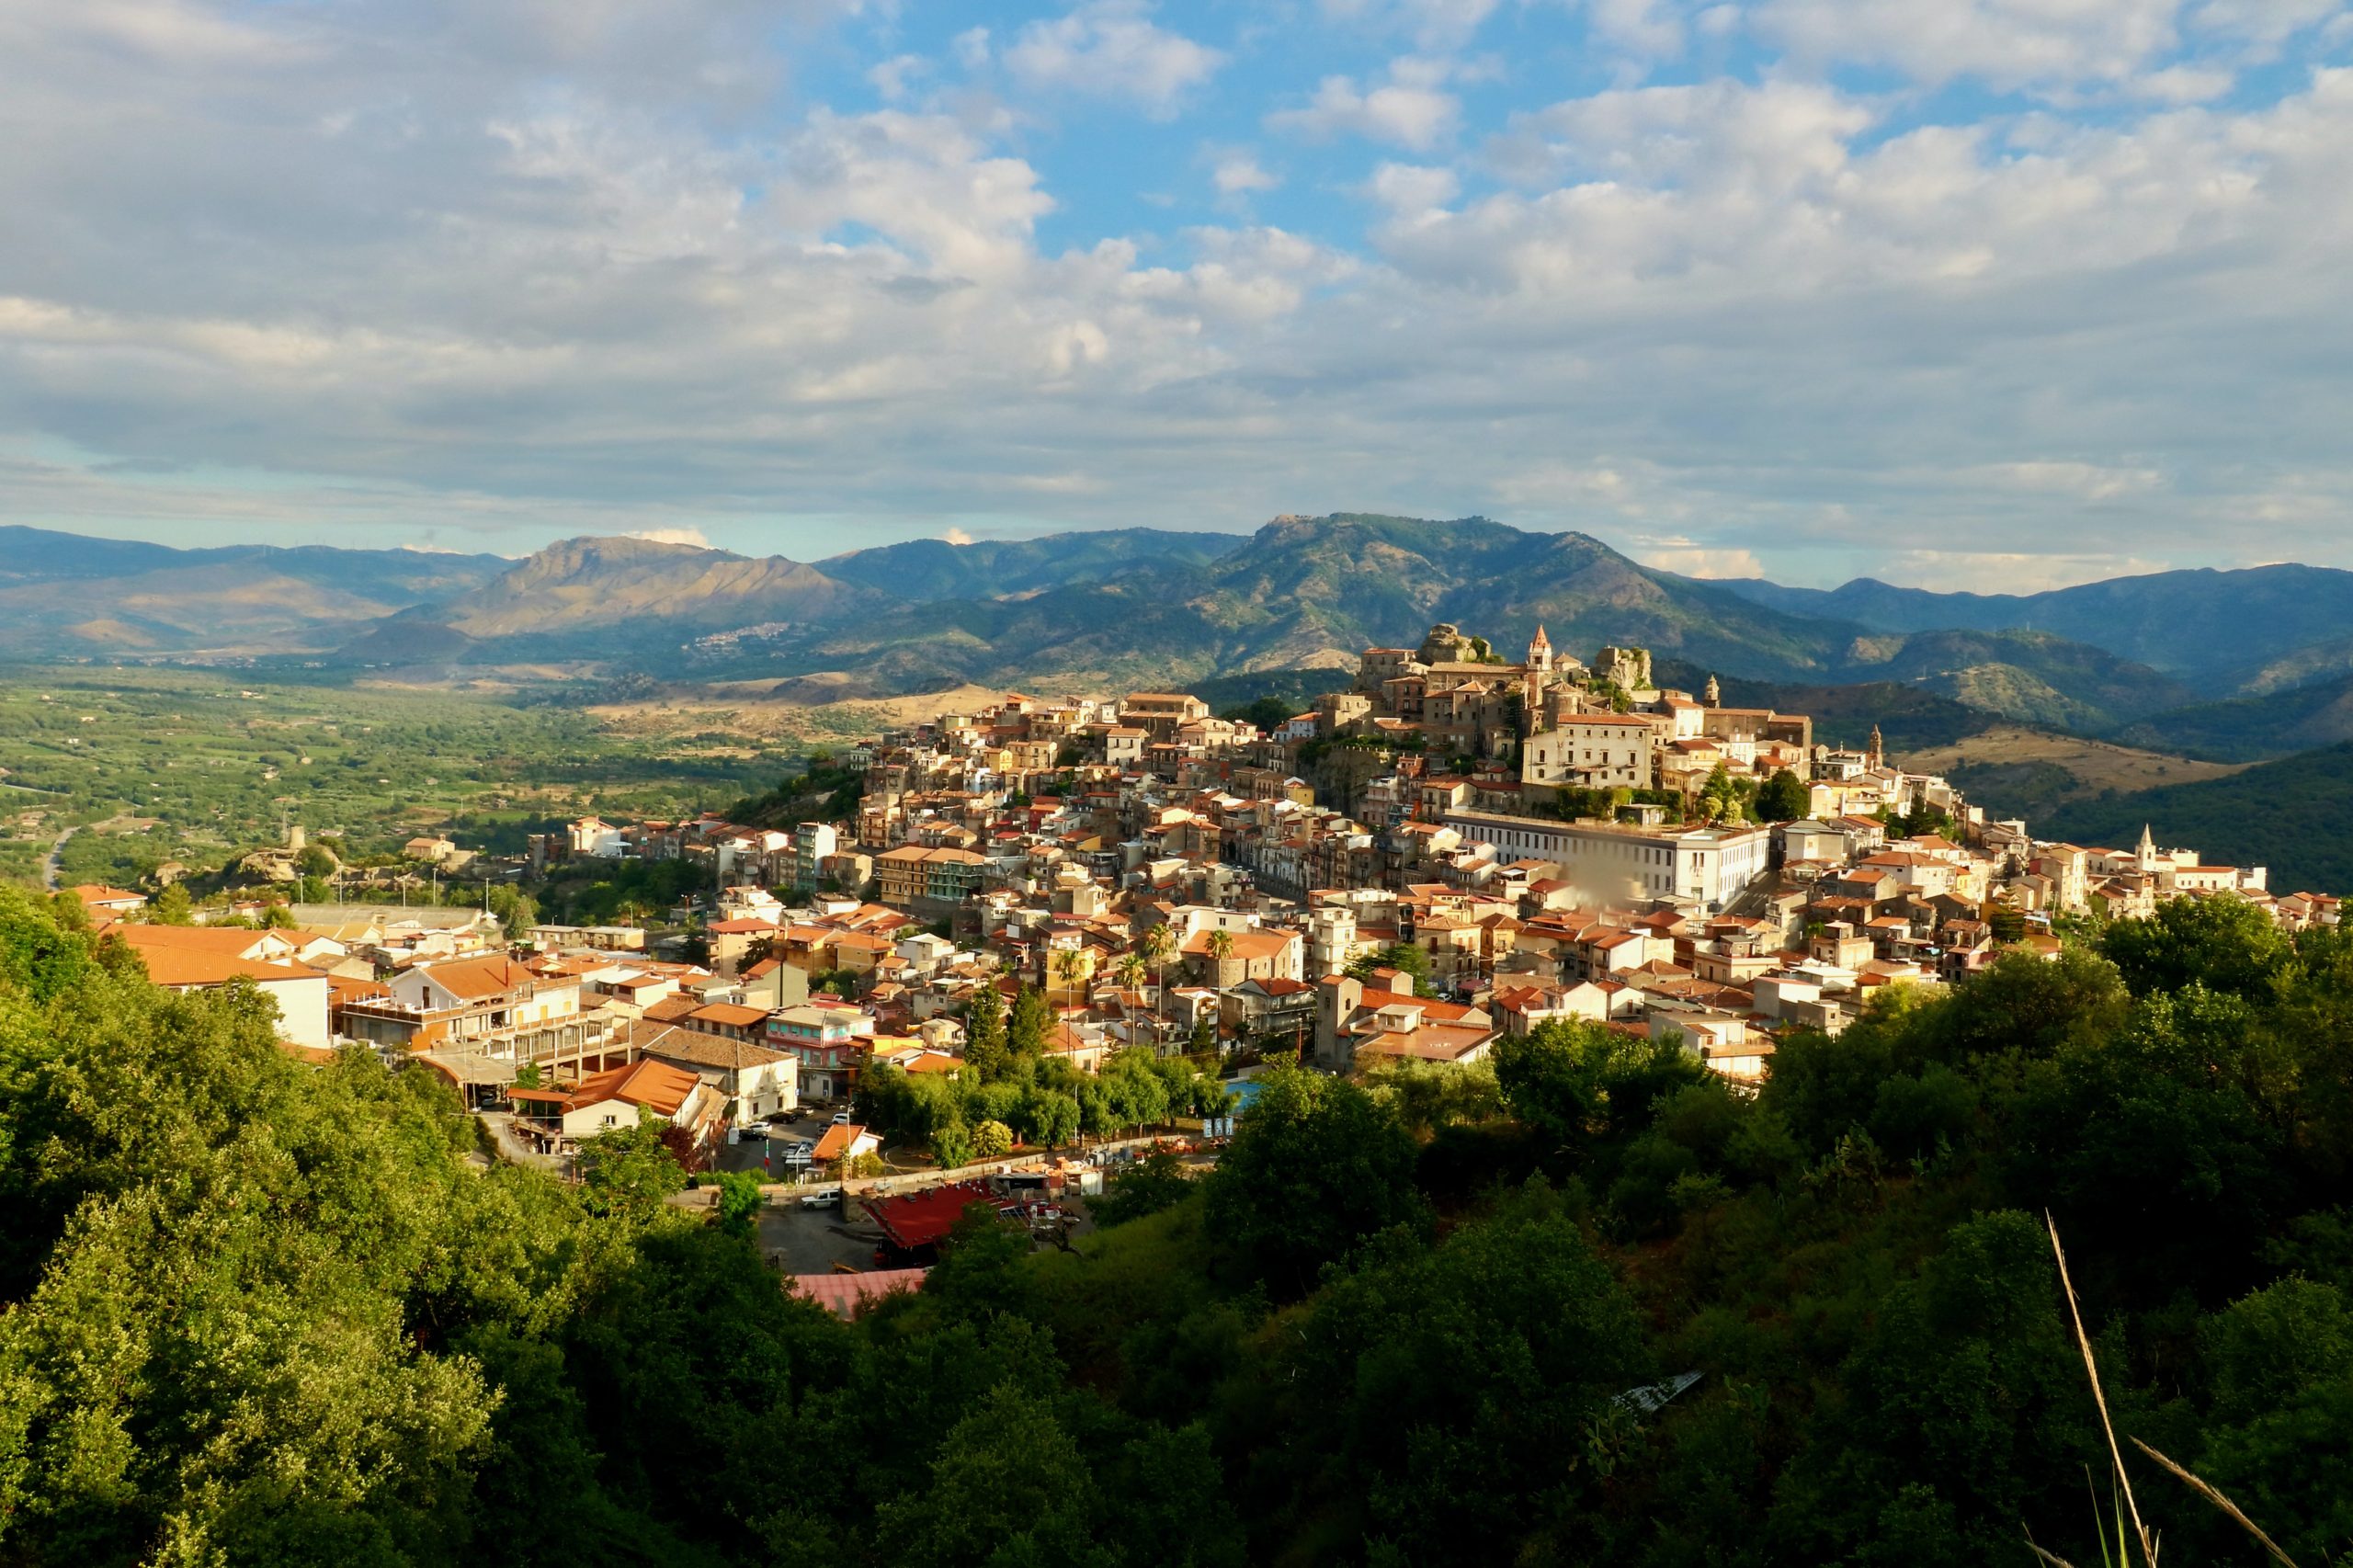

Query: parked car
left=831, top=1111, right=851, bottom=1125
left=800, top=1187, right=842, bottom=1209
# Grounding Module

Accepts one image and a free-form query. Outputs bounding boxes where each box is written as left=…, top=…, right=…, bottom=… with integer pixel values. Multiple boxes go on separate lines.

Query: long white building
left=1442, top=809, right=1772, bottom=913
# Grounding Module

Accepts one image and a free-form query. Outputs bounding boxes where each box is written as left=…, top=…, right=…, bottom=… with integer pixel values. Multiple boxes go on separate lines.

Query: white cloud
left=867, top=53, right=928, bottom=103
left=1213, top=152, right=1282, bottom=196
left=1268, top=57, right=1461, bottom=149
left=1001, top=1, right=1225, bottom=118
left=1753, top=0, right=2185, bottom=94
left=943, top=527, right=976, bottom=544
left=1315, top=0, right=1503, bottom=48
left=1639, top=543, right=1769, bottom=578
left=6, top=0, right=2353, bottom=586
left=626, top=527, right=712, bottom=547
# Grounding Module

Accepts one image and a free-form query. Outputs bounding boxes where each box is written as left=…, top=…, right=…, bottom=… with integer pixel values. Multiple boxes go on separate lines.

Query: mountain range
left=6, top=515, right=2351, bottom=756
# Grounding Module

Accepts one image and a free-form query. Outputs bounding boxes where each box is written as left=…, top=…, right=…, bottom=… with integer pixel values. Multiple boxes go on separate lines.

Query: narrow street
left=42, top=824, right=75, bottom=892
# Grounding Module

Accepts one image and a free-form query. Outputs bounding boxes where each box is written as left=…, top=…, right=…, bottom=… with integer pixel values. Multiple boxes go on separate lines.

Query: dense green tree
left=1753, top=768, right=1811, bottom=823
left=1345, top=941, right=1428, bottom=994
left=1093, top=1152, right=1196, bottom=1228
left=1202, top=1063, right=1424, bottom=1296
left=149, top=881, right=194, bottom=926
left=576, top=1120, right=688, bottom=1223
left=2102, top=892, right=2292, bottom=1001
left=1007, top=984, right=1053, bottom=1060
left=962, top=983, right=1009, bottom=1081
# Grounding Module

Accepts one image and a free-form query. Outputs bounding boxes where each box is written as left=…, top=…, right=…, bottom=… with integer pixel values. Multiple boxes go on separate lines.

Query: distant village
left=66, top=619, right=2333, bottom=1212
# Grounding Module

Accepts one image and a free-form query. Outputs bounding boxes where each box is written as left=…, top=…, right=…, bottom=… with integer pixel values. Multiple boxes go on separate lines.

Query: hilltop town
left=64, top=619, right=2332, bottom=1188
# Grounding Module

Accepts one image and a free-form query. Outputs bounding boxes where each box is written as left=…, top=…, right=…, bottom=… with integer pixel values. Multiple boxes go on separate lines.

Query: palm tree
left=1115, top=950, right=1147, bottom=998
left=1053, top=946, right=1087, bottom=1005
left=1140, top=922, right=1175, bottom=1036
left=1204, top=926, right=1234, bottom=987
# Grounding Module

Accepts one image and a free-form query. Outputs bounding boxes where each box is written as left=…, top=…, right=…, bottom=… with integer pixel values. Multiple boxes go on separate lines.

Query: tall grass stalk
left=2039, top=1214, right=2305, bottom=1568
left=2046, top=1212, right=2159, bottom=1566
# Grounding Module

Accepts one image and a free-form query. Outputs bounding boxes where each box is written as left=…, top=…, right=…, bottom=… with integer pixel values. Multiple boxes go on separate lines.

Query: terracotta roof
left=630, top=1020, right=792, bottom=1070
left=690, top=1002, right=772, bottom=1030
left=567, top=1058, right=701, bottom=1118
left=813, top=1122, right=873, bottom=1161
left=415, top=955, right=541, bottom=1002
left=133, top=946, right=324, bottom=988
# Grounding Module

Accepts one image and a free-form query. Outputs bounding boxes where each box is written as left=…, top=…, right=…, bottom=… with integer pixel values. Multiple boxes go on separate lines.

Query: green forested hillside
left=2112, top=673, right=2353, bottom=762
left=2044, top=741, right=2353, bottom=892
left=5, top=888, right=2352, bottom=1564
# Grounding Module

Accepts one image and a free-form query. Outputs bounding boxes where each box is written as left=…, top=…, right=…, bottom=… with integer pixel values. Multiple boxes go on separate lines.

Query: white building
left=1442, top=809, right=1772, bottom=913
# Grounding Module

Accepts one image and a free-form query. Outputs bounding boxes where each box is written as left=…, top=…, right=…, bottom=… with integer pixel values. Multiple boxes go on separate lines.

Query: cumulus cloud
left=626, top=527, right=712, bottom=547
left=1268, top=58, right=1461, bottom=150
left=1001, top=1, right=1225, bottom=118
left=1638, top=542, right=1769, bottom=579
left=4, top=0, right=2353, bottom=585
left=1316, top=0, right=1503, bottom=48
left=1213, top=152, right=1282, bottom=196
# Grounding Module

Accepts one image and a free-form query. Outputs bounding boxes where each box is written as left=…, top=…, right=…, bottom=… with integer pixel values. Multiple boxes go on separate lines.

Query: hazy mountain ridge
left=0, top=524, right=511, bottom=655
left=1713, top=562, right=2353, bottom=677
left=0, top=517, right=2283, bottom=739
left=819, top=528, right=1245, bottom=600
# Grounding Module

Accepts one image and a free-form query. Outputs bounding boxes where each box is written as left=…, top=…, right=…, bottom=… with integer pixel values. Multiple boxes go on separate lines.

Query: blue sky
left=2, top=0, right=2349, bottom=588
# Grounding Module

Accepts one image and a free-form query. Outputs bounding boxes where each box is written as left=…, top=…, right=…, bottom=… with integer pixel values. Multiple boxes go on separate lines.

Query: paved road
left=41, top=825, right=75, bottom=892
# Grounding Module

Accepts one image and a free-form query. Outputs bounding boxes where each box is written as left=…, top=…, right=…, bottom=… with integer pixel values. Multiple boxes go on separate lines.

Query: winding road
left=42, top=825, right=75, bottom=892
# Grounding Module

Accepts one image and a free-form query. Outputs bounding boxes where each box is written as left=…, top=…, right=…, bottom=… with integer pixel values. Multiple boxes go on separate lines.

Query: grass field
left=1894, top=724, right=2245, bottom=820
left=0, top=667, right=801, bottom=890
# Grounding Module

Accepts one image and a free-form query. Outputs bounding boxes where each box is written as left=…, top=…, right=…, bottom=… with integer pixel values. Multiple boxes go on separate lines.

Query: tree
left=1020, top=1086, right=1082, bottom=1148
left=1092, top=1149, right=1196, bottom=1227
left=878, top=1384, right=1103, bottom=1568
left=1141, top=921, right=1176, bottom=1032
left=1755, top=767, right=1811, bottom=823
left=1346, top=941, right=1428, bottom=995
left=150, top=881, right=194, bottom=926
left=930, top=1119, right=975, bottom=1171
left=1493, top=1017, right=1708, bottom=1161
left=577, top=1119, right=687, bottom=1221
left=963, top=983, right=1008, bottom=1081
left=1098, top=1048, right=1173, bottom=1135
left=1007, top=984, right=1054, bottom=1059
left=1203, top=926, right=1233, bottom=981
left=972, top=1119, right=1014, bottom=1159
left=1187, top=1013, right=1219, bottom=1065
left=712, top=1169, right=766, bottom=1241
left=1053, top=946, right=1088, bottom=1003
left=1202, top=1062, right=1426, bottom=1296
left=2101, top=893, right=2291, bottom=1001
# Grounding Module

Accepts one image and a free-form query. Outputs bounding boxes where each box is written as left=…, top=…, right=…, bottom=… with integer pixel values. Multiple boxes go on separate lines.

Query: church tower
left=1704, top=673, right=1721, bottom=706
left=1521, top=625, right=1552, bottom=738
left=2136, top=823, right=2158, bottom=875
left=1868, top=724, right=1884, bottom=771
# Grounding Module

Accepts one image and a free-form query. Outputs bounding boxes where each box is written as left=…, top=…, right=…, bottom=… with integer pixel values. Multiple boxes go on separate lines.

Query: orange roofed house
left=339, top=953, right=598, bottom=1063
left=508, top=1058, right=725, bottom=1157
left=112, top=926, right=332, bottom=1050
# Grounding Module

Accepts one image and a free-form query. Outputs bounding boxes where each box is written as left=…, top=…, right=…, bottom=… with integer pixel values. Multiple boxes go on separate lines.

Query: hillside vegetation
left=2044, top=740, right=2353, bottom=892
left=6, top=888, right=2353, bottom=1563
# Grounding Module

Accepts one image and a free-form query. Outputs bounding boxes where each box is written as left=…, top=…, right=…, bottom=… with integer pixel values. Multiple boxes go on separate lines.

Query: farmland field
left=0, top=667, right=798, bottom=890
